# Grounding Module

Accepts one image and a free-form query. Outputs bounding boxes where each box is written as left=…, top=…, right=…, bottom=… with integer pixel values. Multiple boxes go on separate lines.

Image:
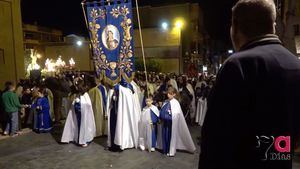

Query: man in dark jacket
left=199, top=0, right=300, bottom=169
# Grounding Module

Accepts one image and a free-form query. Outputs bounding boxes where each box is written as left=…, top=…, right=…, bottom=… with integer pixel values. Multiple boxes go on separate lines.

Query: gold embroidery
left=89, top=5, right=135, bottom=85
left=111, top=5, right=134, bottom=78
left=89, top=8, right=108, bottom=71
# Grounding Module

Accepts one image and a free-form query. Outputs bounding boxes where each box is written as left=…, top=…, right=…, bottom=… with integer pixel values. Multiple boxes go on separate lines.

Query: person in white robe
left=106, top=79, right=141, bottom=151
left=131, top=81, right=144, bottom=110
left=186, top=83, right=196, bottom=120
left=195, top=97, right=207, bottom=126
left=169, top=78, right=178, bottom=91
left=147, top=82, right=155, bottom=96
left=157, top=86, right=196, bottom=157
left=139, top=96, right=159, bottom=152
left=61, top=79, right=96, bottom=147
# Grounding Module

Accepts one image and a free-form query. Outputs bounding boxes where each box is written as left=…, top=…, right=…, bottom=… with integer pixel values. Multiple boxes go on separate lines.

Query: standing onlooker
left=2, top=81, right=26, bottom=136
left=31, top=87, right=52, bottom=133
left=199, top=0, right=300, bottom=169
left=21, top=87, right=32, bottom=128
left=0, top=89, right=6, bottom=132
left=177, top=76, right=193, bottom=119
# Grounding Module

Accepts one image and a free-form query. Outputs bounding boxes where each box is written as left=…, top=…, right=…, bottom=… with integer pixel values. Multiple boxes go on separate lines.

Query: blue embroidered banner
left=86, top=0, right=135, bottom=85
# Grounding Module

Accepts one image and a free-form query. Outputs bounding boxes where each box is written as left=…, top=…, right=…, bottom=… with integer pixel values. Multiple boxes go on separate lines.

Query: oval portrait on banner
left=102, top=25, right=120, bottom=50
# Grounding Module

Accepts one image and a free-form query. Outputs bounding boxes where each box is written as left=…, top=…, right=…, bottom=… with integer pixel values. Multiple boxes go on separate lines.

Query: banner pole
left=81, top=2, right=89, bottom=30
left=135, top=0, right=149, bottom=97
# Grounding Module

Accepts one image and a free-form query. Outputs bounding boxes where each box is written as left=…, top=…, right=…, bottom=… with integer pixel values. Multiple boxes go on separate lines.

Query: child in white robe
left=139, top=96, right=159, bottom=152
left=158, top=86, right=196, bottom=156
left=61, top=78, right=96, bottom=147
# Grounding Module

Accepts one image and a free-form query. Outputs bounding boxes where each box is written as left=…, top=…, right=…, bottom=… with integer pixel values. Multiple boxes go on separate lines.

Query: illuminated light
left=69, top=58, right=75, bottom=67
left=161, top=22, right=168, bottom=30
left=175, top=19, right=184, bottom=29
left=37, top=54, right=42, bottom=59
left=203, top=66, right=208, bottom=72
left=33, top=64, right=40, bottom=70
left=56, top=56, right=66, bottom=67
left=45, top=58, right=56, bottom=72
left=228, top=49, right=234, bottom=54
left=76, top=40, right=83, bottom=46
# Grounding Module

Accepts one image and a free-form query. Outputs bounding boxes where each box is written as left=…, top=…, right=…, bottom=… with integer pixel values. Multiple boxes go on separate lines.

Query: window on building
left=24, top=32, right=34, bottom=40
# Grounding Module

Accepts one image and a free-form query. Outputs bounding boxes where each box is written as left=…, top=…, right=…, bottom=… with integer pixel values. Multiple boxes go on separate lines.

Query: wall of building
left=276, top=0, right=300, bottom=55
left=44, top=43, right=93, bottom=71
left=154, top=58, right=179, bottom=73
left=133, top=3, right=204, bottom=73
left=0, top=0, right=24, bottom=88
left=134, top=28, right=180, bottom=73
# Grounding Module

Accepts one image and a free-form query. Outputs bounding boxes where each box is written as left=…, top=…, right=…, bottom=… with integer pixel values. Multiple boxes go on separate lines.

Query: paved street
left=0, top=125, right=300, bottom=169
left=0, top=125, right=200, bottom=169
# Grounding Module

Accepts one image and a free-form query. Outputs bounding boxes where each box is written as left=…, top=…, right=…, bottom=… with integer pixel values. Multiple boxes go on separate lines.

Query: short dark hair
left=75, top=78, right=88, bottom=95
left=232, top=0, right=276, bottom=38
left=4, top=81, right=14, bottom=91
left=37, top=87, right=48, bottom=96
left=167, top=86, right=177, bottom=95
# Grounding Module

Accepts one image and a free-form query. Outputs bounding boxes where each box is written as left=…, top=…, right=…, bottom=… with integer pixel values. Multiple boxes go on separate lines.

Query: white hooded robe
left=157, top=98, right=196, bottom=156
left=138, top=105, right=159, bottom=151
left=61, top=93, right=96, bottom=145
left=107, top=85, right=141, bottom=150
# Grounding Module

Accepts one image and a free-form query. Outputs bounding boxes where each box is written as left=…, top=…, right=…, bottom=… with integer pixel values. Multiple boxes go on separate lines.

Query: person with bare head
left=138, top=95, right=159, bottom=152
left=157, top=86, right=196, bottom=157
left=2, top=82, right=27, bottom=136
left=61, top=78, right=96, bottom=147
left=230, top=0, right=276, bottom=51
left=199, top=0, right=300, bottom=169
left=31, top=87, right=52, bottom=133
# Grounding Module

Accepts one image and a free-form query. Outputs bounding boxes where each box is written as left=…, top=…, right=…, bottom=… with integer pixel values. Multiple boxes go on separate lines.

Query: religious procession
left=0, top=67, right=214, bottom=153
left=1, top=0, right=300, bottom=169
left=0, top=0, right=210, bottom=158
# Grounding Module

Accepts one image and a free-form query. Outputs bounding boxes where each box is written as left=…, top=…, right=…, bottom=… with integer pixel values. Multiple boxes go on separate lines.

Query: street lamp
left=76, top=40, right=83, bottom=47
left=175, top=19, right=184, bottom=29
left=161, top=22, right=168, bottom=30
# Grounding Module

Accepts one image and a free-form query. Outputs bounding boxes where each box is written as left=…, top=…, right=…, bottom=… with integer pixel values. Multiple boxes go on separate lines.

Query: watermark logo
left=256, top=135, right=291, bottom=161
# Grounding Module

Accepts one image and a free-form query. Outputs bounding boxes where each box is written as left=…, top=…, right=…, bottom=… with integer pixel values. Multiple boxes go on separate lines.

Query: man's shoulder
left=228, top=44, right=297, bottom=63
left=2, top=91, right=13, bottom=97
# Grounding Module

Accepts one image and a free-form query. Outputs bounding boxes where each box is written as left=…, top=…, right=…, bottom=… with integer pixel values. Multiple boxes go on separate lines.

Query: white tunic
left=186, top=83, right=196, bottom=119
left=195, top=97, right=207, bottom=126
left=131, top=81, right=144, bottom=110
left=157, top=99, right=196, bottom=156
left=61, top=93, right=96, bottom=145
left=107, top=85, right=141, bottom=150
left=138, top=105, right=159, bottom=150
left=169, top=79, right=179, bottom=91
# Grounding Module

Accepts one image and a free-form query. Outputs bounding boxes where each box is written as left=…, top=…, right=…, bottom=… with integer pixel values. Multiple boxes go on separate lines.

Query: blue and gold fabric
left=86, top=0, right=135, bottom=85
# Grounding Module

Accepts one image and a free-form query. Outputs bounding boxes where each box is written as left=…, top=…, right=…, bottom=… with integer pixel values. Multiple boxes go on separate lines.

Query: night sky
left=21, top=0, right=237, bottom=42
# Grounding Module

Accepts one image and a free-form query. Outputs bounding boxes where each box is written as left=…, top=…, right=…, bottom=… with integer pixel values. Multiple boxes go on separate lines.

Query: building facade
left=0, top=0, right=24, bottom=88
left=23, top=23, right=63, bottom=50
left=23, top=23, right=64, bottom=71
left=276, top=0, right=300, bottom=56
left=133, top=3, right=207, bottom=73
left=43, top=34, right=93, bottom=72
